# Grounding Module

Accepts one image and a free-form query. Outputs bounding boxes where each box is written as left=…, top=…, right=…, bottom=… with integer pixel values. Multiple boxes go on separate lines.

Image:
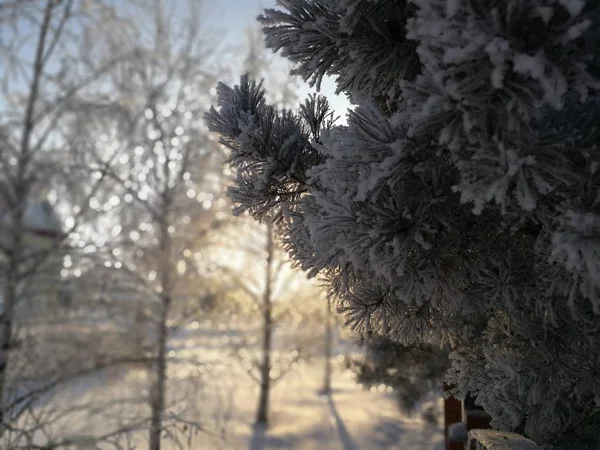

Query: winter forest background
left=2, top=0, right=600, bottom=449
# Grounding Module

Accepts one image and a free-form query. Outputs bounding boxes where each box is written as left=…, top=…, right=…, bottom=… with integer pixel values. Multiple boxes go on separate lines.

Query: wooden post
left=445, top=385, right=493, bottom=450
left=444, top=383, right=465, bottom=450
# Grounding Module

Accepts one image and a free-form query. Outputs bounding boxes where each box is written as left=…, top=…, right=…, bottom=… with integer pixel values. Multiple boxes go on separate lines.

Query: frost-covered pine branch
left=206, top=76, right=326, bottom=221
left=259, top=0, right=421, bottom=109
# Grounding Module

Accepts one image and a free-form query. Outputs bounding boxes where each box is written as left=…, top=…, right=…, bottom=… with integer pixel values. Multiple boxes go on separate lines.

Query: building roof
left=23, top=200, right=63, bottom=234
left=0, top=199, right=63, bottom=236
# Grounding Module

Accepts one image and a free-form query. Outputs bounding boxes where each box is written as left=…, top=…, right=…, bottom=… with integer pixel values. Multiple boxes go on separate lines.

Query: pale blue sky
left=204, top=0, right=269, bottom=39
left=5, top=0, right=351, bottom=119
left=202, top=0, right=352, bottom=117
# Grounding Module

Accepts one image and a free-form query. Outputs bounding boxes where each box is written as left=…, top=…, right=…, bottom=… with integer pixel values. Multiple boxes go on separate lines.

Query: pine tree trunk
left=255, top=224, right=274, bottom=426
left=149, top=218, right=171, bottom=450
left=322, top=294, right=332, bottom=395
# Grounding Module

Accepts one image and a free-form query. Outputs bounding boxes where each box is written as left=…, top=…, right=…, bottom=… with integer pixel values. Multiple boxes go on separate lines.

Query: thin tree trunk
left=149, top=218, right=171, bottom=450
left=322, top=294, right=332, bottom=395
left=255, top=223, right=274, bottom=426
left=0, top=0, right=54, bottom=432
left=0, top=240, right=20, bottom=431
left=149, top=292, right=169, bottom=450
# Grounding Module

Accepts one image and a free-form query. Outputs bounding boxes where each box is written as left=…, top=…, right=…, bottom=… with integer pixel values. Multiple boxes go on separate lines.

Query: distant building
left=0, top=198, right=64, bottom=318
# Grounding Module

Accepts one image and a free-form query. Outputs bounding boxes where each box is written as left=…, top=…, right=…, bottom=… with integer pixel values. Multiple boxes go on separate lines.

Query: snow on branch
left=259, top=0, right=421, bottom=105
left=206, top=75, right=324, bottom=220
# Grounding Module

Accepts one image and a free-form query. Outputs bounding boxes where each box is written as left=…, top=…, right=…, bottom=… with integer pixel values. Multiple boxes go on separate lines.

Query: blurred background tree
left=0, top=1, right=446, bottom=449
left=346, top=334, right=448, bottom=423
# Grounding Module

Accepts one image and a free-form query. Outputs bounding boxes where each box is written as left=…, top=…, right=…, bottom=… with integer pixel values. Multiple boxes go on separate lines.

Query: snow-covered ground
left=12, top=322, right=444, bottom=449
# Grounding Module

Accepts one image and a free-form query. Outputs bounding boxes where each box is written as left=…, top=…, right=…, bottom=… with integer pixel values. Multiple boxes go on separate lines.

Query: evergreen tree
left=206, top=1, right=600, bottom=447
left=348, top=334, right=448, bottom=418
left=73, top=1, right=227, bottom=448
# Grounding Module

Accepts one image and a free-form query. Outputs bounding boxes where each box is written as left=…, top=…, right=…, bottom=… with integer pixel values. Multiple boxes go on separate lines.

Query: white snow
left=535, top=6, right=554, bottom=23
left=513, top=52, right=546, bottom=81
left=11, top=322, right=445, bottom=449
left=467, top=429, right=542, bottom=449
left=566, top=19, right=591, bottom=41
left=446, top=0, right=462, bottom=18
left=448, top=421, right=468, bottom=442
left=558, top=0, right=585, bottom=17
left=485, top=38, right=511, bottom=88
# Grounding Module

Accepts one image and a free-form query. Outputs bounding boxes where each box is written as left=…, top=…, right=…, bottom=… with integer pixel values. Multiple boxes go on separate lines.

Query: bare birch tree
left=67, top=1, right=230, bottom=448
left=211, top=219, right=326, bottom=428
left=204, top=26, right=325, bottom=428
left=0, top=0, right=136, bottom=440
left=255, top=223, right=274, bottom=426
left=321, top=293, right=333, bottom=395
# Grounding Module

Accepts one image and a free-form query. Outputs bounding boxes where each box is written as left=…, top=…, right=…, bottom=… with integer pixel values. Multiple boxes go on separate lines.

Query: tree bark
left=149, top=217, right=171, bottom=450
left=0, top=236, right=20, bottom=431
left=322, top=294, right=332, bottom=395
left=255, top=223, right=274, bottom=426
